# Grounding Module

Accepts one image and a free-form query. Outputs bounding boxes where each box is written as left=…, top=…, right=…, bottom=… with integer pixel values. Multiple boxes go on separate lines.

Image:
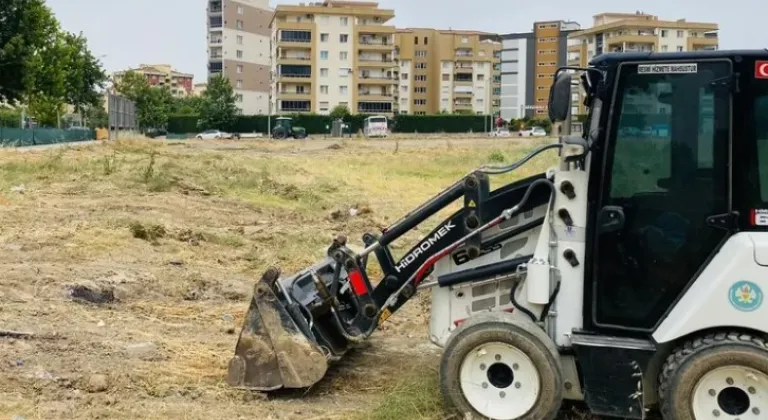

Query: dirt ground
left=0, top=136, right=591, bottom=420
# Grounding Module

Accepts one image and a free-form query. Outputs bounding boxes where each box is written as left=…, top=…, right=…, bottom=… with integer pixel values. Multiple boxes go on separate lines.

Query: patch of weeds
left=362, top=370, right=444, bottom=420
left=129, top=221, right=166, bottom=244
left=208, top=232, right=246, bottom=248
left=103, top=152, right=118, bottom=175
left=140, top=151, right=177, bottom=192
left=176, top=229, right=208, bottom=246
left=487, top=150, right=505, bottom=163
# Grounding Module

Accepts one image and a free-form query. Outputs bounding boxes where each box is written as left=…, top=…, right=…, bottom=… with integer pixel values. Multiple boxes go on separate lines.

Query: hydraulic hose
left=510, top=278, right=538, bottom=323
left=539, top=279, right=562, bottom=322
left=478, top=143, right=564, bottom=175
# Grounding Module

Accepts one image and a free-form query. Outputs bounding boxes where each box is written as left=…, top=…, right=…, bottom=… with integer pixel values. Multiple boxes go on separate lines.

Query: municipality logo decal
left=729, top=281, right=763, bottom=312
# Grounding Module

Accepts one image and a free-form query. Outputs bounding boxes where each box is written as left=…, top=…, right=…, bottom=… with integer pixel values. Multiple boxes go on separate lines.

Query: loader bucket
left=227, top=267, right=328, bottom=391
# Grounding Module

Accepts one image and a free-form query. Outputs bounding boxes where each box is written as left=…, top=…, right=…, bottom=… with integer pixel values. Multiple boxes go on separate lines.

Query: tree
left=84, top=104, right=108, bottom=129
left=329, top=105, right=351, bottom=120
left=171, top=96, right=202, bottom=116
left=61, top=31, right=107, bottom=113
left=114, top=71, right=150, bottom=102
left=27, top=93, right=63, bottom=127
left=198, top=74, right=238, bottom=130
left=0, top=0, right=61, bottom=103
left=531, top=118, right=553, bottom=133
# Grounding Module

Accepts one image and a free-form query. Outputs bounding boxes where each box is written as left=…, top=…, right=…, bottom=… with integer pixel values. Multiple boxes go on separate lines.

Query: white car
left=195, top=129, right=230, bottom=139
left=490, top=128, right=512, bottom=137
left=518, top=126, right=548, bottom=137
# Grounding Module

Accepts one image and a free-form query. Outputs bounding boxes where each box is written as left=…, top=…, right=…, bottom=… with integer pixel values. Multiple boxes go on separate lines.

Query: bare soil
left=0, top=137, right=589, bottom=420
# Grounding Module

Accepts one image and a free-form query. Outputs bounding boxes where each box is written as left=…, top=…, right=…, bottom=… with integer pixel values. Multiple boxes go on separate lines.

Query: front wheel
left=659, top=332, right=768, bottom=420
left=439, top=321, right=563, bottom=420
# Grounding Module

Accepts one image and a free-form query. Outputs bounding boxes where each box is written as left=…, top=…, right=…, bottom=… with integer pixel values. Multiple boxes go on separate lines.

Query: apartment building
left=568, top=12, right=719, bottom=115
left=112, top=64, right=195, bottom=98
left=498, top=20, right=581, bottom=121
left=206, top=0, right=272, bottom=115
left=271, top=1, right=396, bottom=115
left=394, top=29, right=501, bottom=115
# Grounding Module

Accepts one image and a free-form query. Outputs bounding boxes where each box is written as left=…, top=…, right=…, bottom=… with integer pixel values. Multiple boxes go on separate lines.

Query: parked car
left=518, top=126, right=547, bottom=137
left=490, top=128, right=512, bottom=137
left=195, top=129, right=234, bottom=139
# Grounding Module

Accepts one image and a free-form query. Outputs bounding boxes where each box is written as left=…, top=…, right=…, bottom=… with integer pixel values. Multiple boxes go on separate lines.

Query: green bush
left=167, top=115, right=199, bottom=134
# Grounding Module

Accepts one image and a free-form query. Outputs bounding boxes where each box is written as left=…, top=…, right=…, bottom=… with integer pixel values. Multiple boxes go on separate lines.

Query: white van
left=363, top=116, right=388, bottom=138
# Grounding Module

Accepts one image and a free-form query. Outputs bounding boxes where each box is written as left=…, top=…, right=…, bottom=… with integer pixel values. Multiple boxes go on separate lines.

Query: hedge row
left=167, top=114, right=497, bottom=135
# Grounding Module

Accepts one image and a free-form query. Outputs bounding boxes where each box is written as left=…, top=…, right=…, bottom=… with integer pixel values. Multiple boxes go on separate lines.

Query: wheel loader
left=227, top=49, right=768, bottom=419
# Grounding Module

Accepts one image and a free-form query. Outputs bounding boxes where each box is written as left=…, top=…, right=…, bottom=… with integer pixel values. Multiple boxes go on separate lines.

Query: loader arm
left=228, top=140, right=584, bottom=390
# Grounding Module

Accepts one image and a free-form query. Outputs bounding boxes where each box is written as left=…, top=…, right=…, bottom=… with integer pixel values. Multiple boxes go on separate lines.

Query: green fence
left=0, top=127, right=95, bottom=147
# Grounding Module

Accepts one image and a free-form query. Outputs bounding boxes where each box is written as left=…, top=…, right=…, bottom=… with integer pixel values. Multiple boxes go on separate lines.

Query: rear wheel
left=439, top=322, right=563, bottom=420
left=659, top=332, right=768, bottom=420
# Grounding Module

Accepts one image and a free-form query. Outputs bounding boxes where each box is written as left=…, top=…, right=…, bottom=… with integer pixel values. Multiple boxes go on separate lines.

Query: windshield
left=368, top=117, right=387, bottom=123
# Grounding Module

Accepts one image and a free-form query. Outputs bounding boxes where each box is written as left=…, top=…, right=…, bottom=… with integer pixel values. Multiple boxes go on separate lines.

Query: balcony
left=278, top=55, right=312, bottom=65
left=606, top=34, right=656, bottom=47
left=359, top=91, right=394, bottom=102
left=454, top=90, right=472, bottom=97
left=455, top=64, right=473, bottom=73
left=357, top=25, right=396, bottom=35
left=454, top=76, right=473, bottom=85
left=454, top=101, right=473, bottom=109
left=359, top=37, right=394, bottom=51
left=279, top=90, right=311, bottom=100
left=688, top=37, right=718, bottom=50
left=456, top=50, right=474, bottom=60
left=208, top=1, right=222, bottom=14
left=209, top=16, right=222, bottom=29
left=278, top=31, right=313, bottom=48
left=358, top=101, right=394, bottom=114
left=279, top=100, right=312, bottom=113
left=358, top=56, right=395, bottom=67
left=275, top=21, right=315, bottom=31
left=359, top=74, right=397, bottom=84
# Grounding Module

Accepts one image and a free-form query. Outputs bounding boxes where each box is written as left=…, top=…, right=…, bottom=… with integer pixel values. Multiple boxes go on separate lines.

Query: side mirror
left=548, top=71, right=572, bottom=122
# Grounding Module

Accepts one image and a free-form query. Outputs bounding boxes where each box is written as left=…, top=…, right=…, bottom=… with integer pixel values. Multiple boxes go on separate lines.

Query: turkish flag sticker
left=757, top=61, right=768, bottom=79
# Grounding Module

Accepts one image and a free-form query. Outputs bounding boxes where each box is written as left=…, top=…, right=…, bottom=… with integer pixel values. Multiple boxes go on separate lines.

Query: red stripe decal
left=349, top=270, right=368, bottom=296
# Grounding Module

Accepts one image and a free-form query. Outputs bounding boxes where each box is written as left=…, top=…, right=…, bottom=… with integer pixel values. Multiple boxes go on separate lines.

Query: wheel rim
left=692, top=365, right=768, bottom=418
left=459, top=342, right=540, bottom=420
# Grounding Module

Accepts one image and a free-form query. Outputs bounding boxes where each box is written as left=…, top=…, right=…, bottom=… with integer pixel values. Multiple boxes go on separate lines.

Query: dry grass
left=0, top=137, right=569, bottom=420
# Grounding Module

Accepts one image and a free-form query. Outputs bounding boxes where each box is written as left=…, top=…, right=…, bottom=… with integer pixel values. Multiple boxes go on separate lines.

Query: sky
left=46, top=0, right=766, bottom=82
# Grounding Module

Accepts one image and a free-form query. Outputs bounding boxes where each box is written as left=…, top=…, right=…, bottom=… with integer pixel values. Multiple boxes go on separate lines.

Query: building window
left=442, top=62, right=450, bottom=69
left=401, top=85, right=408, bottom=92
left=424, top=37, right=428, bottom=45
left=416, top=50, right=427, bottom=57
left=442, top=74, right=450, bottom=81
left=236, top=20, right=243, bottom=30
left=321, top=33, right=329, bottom=42
left=415, top=75, right=427, bottom=81
left=320, top=101, right=329, bottom=111
left=415, top=63, right=427, bottom=69
left=236, top=80, right=243, bottom=88
left=414, top=99, right=426, bottom=105
left=677, top=30, right=684, bottom=38
left=462, top=36, right=468, bottom=44
left=320, top=68, right=328, bottom=77
left=320, top=85, right=328, bottom=94
left=237, top=65, right=243, bottom=73
left=401, top=73, right=408, bottom=80
left=340, top=17, right=348, bottom=26
left=236, top=94, right=243, bottom=102
left=477, top=74, right=485, bottom=81
left=661, top=45, right=668, bottom=52
left=340, top=34, right=348, bottom=43
left=340, top=51, right=348, bottom=60
left=415, top=87, right=427, bottom=93
left=339, top=68, right=350, bottom=77
left=340, top=86, right=348, bottom=95
left=677, top=46, right=684, bottom=52
left=661, top=29, right=668, bottom=37
left=237, top=35, right=243, bottom=45
left=321, top=51, right=328, bottom=60
left=236, top=50, right=243, bottom=59
left=237, top=5, right=243, bottom=14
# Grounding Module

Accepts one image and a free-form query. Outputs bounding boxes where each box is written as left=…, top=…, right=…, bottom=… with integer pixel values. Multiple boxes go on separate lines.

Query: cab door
left=590, top=60, right=733, bottom=331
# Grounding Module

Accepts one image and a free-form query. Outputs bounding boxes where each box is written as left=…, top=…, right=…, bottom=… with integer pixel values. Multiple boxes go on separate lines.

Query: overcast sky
left=46, top=0, right=764, bottom=81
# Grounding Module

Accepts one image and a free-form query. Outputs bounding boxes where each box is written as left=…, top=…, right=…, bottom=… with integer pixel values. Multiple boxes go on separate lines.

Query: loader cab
left=550, top=51, right=768, bottom=336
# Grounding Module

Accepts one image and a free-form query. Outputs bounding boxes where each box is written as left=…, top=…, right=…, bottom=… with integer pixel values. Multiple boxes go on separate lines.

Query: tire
left=439, top=321, right=563, bottom=420
left=659, top=331, right=768, bottom=420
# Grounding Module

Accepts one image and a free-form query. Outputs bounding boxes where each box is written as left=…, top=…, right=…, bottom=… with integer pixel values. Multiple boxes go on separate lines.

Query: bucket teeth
left=227, top=267, right=328, bottom=390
